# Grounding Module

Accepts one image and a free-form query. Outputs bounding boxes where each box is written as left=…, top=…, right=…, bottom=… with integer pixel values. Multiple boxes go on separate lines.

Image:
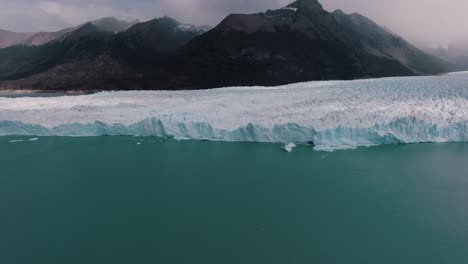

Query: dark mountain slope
left=0, top=18, right=208, bottom=90
left=0, top=0, right=449, bottom=90
left=112, top=17, right=207, bottom=67
left=164, top=2, right=362, bottom=89
left=160, top=0, right=448, bottom=89
left=0, top=24, right=114, bottom=81
left=331, top=10, right=447, bottom=76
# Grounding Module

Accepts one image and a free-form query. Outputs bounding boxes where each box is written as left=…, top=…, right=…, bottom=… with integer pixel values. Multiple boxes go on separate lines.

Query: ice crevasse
left=1, top=74, right=468, bottom=151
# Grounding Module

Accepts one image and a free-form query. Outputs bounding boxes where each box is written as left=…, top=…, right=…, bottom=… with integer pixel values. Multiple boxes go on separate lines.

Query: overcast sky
left=1, top=0, right=466, bottom=47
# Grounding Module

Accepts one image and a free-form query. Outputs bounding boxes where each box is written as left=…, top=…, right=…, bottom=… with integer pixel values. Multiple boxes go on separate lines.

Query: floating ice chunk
left=29, top=138, right=39, bottom=141
left=9, top=139, right=24, bottom=143
left=283, top=143, right=297, bottom=153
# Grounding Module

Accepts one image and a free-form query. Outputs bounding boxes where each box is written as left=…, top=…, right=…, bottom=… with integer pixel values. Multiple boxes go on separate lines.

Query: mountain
left=22, top=17, right=139, bottom=47
left=0, top=29, right=35, bottom=48
left=0, top=18, right=208, bottom=90
left=19, top=28, right=72, bottom=47
left=89, top=17, right=139, bottom=33
left=331, top=11, right=449, bottom=76
left=0, top=24, right=115, bottom=81
left=115, top=17, right=209, bottom=56
left=0, top=17, right=138, bottom=48
left=160, top=0, right=447, bottom=89
left=0, top=0, right=449, bottom=91
left=426, top=43, right=468, bottom=71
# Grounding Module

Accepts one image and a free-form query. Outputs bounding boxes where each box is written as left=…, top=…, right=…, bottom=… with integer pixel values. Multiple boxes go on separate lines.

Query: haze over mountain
left=0, top=0, right=451, bottom=90
left=1, top=0, right=468, bottom=48
left=426, top=42, right=468, bottom=70
left=0, top=17, right=139, bottom=48
left=0, top=30, right=35, bottom=48
left=164, top=0, right=447, bottom=88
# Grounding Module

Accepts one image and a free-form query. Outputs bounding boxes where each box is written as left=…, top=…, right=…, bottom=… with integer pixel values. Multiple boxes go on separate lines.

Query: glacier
left=1, top=74, right=468, bottom=150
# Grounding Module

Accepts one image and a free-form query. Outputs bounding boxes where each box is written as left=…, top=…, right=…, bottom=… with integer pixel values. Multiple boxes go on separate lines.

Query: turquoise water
left=1, top=137, right=468, bottom=263
left=0, top=92, right=70, bottom=98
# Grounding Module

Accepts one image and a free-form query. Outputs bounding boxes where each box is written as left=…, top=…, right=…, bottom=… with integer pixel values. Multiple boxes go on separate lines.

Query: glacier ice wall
left=1, top=74, right=468, bottom=150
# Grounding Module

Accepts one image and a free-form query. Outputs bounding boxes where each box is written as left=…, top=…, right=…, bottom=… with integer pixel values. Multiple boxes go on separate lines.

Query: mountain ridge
left=0, top=29, right=35, bottom=48
left=0, top=17, right=139, bottom=48
left=159, top=0, right=447, bottom=89
left=0, top=16, right=209, bottom=90
left=0, top=0, right=451, bottom=90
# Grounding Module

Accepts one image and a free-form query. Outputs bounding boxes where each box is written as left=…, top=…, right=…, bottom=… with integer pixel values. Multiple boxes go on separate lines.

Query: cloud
left=38, top=1, right=141, bottom=25
left=0, top=0, right=71, bottom=32
left=319, top=0, right=468, bottom=47
left=0, top=0, right=468, bottom=47
left=155, top=0, right=287, bottom=25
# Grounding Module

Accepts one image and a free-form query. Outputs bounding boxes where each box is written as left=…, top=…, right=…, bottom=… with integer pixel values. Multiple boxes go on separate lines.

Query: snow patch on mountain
left=281, top=7, right=298, bottom=12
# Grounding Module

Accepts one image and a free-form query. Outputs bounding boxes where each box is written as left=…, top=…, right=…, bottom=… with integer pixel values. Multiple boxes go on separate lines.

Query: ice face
left=1, top=74, right=468, bottom=151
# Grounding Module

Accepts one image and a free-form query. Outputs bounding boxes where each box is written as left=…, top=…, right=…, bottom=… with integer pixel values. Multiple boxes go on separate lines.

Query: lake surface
left=1, top=137, right=468, bottom=263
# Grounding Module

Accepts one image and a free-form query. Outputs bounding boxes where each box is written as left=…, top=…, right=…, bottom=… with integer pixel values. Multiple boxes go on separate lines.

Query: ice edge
left=1, top=117, right=467, bottom=151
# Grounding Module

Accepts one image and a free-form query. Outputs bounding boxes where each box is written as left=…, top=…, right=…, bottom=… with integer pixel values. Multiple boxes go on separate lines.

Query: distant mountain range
left=0, top=17, right=139, bottom=48
left=0, top=29, right=36, bottom=48
left=0, top=0, right=453, bottom=91
left=426, top=43, right=468, bottom=70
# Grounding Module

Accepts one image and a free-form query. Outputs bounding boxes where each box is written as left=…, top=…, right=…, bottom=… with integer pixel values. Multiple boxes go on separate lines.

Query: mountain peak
left=158, top=16, right=181, bottom=27
left=129, top=16, right=209, bottom=35
left=333, top=9, right=345, bottom=15
left=126, top=16, right=180, bottom=34
left=76, top=23, right=99, bottom=32
left=60, top=22, right=111, bottom=43
left=90, top=17, right=138, bottom=32
left=286, top=0, right=324, bottom=11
